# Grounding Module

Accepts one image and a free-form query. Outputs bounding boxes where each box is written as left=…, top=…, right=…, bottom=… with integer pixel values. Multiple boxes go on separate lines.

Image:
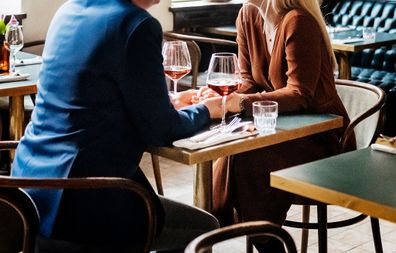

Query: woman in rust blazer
left=213, top=0, right=355, bottom=251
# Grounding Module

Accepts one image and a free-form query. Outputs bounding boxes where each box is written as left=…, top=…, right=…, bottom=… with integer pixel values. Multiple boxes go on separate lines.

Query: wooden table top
left=0, top=52, right=40, bottom=97
left=271, top=147, right=396, bottom=223
left=148, top=114, right=343, bottom=165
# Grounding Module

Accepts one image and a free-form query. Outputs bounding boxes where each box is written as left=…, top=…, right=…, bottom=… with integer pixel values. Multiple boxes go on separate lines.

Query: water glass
left=253, top=101, right=278, bottom=134
left=362, top=27, right=376, bottom=40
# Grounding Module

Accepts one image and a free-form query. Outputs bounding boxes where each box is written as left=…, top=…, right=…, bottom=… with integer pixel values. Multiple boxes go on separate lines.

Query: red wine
left=207, top=78, right=241, bottom=96
left=164, top=66, right=191, bottom=80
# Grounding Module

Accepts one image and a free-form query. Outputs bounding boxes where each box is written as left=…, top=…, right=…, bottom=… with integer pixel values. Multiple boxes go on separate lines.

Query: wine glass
left=207, top=52, right=241, bottom=129
left=162, top=41, right=191, bottom=95
left=4, top=20, right=24, bottom=75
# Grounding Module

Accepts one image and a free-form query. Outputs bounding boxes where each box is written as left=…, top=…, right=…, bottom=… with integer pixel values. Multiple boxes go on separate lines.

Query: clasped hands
left=171, top=86, right=243, bottom=119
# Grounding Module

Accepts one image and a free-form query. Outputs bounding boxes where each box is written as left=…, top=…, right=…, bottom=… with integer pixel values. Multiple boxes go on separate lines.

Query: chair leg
left=317, top=204, right=328, bottom=253
left=300, top=205, right=310, bottom=253
left=150, top=154, right=164, bottom=195
left=246, top=236, right=253, bottom=253
left=370, top=217, right=383, bottom=253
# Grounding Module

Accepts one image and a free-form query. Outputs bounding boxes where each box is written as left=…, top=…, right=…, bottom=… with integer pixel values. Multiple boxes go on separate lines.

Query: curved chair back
left=185, top=221, right=297, bottom=253
left=335, top=79, right=386, bottom=150
left=0, top=141, right=156, bottom=253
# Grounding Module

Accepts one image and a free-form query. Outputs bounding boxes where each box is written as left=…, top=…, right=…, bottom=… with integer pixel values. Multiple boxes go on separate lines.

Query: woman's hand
left=191, top=86, right=220, bottom=104
left=226, top=93, right=244, bottom=113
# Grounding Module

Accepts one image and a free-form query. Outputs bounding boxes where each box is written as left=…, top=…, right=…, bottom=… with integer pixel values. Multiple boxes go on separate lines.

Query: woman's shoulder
left=281, top=9, right=319, bottom=31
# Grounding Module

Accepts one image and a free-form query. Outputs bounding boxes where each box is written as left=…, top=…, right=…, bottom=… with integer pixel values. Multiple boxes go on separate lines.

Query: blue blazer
left=12, top=0, right=210, bottom=242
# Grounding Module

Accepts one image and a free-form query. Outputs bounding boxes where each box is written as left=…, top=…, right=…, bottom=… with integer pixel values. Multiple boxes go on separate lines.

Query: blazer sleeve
left=119, top=17, right=210, bottom=146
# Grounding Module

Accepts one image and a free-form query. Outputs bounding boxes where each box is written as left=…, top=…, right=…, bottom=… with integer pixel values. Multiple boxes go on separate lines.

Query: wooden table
left=271, top=147, right=396, bottom=223
left=148, top=114, right=343, bottom=212
left=199, top=26, right=396, bottom=80
left=0, top=52, right=39, bottom=140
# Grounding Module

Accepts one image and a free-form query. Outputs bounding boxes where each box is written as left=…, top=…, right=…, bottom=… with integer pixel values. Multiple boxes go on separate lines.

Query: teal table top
left=271, top=147, right=396, bottom=222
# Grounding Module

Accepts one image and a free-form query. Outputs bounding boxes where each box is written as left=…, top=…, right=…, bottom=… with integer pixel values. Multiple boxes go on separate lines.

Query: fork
left=380, top=134, right=396, bottom=144
left=189, top=117, right=241, bottom=142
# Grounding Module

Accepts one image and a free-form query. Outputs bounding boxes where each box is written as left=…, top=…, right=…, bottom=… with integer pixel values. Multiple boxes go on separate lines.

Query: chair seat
left=178, top=72, right=208, bottom=90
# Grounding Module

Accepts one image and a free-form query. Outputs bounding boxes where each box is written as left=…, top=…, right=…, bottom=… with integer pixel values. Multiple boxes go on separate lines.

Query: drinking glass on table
left=253, top=101, right=278, bottom=134
left=207, top=52, right=241, bottom=130
left=4, top=15, right=24, bottom=75
left=162, top=41, right=191, bottom=95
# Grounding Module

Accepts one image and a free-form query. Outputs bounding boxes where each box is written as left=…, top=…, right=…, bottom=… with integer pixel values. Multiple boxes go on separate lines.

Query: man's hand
left=170, top=89, right=198, bottom=110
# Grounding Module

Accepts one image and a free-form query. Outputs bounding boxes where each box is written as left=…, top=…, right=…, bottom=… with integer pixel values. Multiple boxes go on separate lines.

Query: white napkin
left=371, top=143, right=396, bottom=155
left=0, top=73, right=30, bottom=83
left=15, top=56, right=42, bottom=66
left=173, top=123, right=256, bottom=150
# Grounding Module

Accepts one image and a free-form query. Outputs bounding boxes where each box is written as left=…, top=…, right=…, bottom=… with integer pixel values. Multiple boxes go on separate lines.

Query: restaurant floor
left=140, top=153, right=396, bottom=253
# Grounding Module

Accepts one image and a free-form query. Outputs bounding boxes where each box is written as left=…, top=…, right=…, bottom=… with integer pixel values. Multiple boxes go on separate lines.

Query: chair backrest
left=335, top=79, right=386, bottom=150
left=163, top=32, right=237, bottom=89
left=184, top=221, right=297, bottom=253
left=0, top=141, right=156, bottom=253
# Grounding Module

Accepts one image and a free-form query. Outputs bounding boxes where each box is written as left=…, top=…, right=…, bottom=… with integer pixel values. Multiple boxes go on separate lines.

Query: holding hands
left=171, top=86, right=244, bottom=119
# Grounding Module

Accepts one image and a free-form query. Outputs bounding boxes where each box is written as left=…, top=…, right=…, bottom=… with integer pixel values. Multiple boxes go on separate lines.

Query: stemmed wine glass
left=4, top=16, right=24, bottom=75
left=207, top=52, right=241, bottom=129
left=162, top=41, right=191, bottom=95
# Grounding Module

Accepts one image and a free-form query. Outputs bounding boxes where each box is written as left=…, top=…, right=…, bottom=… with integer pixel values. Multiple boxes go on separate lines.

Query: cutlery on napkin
left=371, top=135, right=396, bottom=154
left=0, top=73, right=30, bottom=83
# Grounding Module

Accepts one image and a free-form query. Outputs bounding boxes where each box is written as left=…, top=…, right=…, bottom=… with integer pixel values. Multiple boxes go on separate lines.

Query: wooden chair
left=0, top=141, right=156, bottom=253
left=185, top=221, right=297, bottom=253
left=283, top=79, right=386, bottom=253
left=163, top=31, right=237, bottom=90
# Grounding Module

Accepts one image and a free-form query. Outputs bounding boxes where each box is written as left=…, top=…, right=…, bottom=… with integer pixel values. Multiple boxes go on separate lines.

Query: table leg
left=336, top=51, right=351, bottom=80
left=194, top=161, right=213, bottom=212
left=9, top=95, right=24, bottom=159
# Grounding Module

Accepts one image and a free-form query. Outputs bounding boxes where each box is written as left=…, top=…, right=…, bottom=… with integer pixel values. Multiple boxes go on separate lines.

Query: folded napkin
left=15, top=56, right=42, bottom=66
left=173, top=122, right=256, bottom=150
left=371, top=136, right=396, bottom=155
left=0, top=73, right=30, bottom=83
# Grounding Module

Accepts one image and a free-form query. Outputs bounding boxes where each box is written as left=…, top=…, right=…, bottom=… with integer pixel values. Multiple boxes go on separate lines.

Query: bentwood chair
left=185, top=221, right=297, bottom=253
left=283, top=79, right=386, bottom=253
left=0, top=141, right=156, bottom=253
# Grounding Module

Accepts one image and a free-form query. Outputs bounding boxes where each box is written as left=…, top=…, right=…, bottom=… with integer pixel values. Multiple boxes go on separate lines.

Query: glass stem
left=10, top=51, right=16, bottom=74
left=173, top=80, right=178, bottom=95
left=221, top=95, right=227, bottom=127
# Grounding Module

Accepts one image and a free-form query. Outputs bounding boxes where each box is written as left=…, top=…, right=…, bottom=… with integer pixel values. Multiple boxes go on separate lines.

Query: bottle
left=0, top=14, right=9, bottom=73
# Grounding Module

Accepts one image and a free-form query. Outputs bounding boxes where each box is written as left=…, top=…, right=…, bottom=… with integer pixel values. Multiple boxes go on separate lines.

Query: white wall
left=19, top=0, right=173, bottom=45
left=148, top=0, right=173, bottom=32
left=21, top=0, right=66, bottom=43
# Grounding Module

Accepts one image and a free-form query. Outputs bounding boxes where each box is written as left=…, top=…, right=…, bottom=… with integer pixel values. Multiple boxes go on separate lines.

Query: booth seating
left=328, top=0, right=396, bottom=135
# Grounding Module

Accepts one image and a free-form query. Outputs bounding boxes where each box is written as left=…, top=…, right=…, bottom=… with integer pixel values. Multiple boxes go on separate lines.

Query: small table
left=0, top=52, right=40, bottom=140
left=199, top=26, right=396, bottom=80
left=271, top=147, right=396, bottom=223
left=148, top=114, right=343, bottom=212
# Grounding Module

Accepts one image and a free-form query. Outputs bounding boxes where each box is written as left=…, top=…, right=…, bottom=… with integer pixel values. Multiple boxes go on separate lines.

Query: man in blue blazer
left=11, top=0, right=222, bottom=252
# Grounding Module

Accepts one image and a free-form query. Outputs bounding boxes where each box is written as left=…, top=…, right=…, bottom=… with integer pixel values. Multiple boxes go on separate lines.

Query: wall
left=20, top=0, right=172, bottom=44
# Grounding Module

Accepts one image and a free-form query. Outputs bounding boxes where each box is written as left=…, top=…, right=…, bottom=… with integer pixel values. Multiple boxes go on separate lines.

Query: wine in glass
left=4, top=15, right=24, bottom=75
left=207, top=52, right=241, bottom=129
left=162, top=41, right=191, bottom=95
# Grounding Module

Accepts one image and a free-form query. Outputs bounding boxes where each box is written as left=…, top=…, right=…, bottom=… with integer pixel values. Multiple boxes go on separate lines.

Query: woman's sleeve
left=242, top=14, right=323, bottom=115
left=119, top=17, right=210, bottom=146
left=236, top=6, right=262, bottom=94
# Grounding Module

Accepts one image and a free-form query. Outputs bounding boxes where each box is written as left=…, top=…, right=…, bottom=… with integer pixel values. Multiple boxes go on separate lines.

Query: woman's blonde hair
left=260, top=0, right=337, bottom=70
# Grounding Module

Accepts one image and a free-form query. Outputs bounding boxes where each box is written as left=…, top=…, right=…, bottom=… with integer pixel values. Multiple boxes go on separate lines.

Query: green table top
left=271, top=147, right=396, bottom=222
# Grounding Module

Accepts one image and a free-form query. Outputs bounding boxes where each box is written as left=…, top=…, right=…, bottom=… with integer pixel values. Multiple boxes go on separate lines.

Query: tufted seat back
left=328, top=0, right=396, bottom=135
